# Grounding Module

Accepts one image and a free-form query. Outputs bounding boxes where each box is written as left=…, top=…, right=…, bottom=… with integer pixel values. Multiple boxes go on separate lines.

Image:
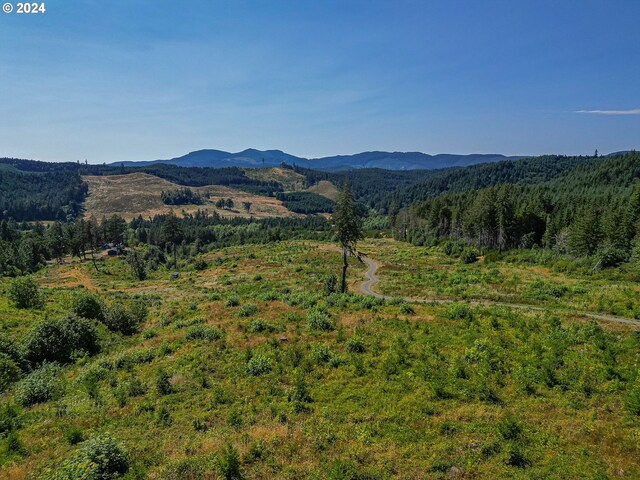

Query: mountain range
left=113, top=149, right=524, bottom=171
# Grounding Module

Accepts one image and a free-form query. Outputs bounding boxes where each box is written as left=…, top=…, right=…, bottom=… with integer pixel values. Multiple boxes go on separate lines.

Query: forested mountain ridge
left=0, top=159, right=87, bottom=221
left=113, top=148, right=520, bottom=171
left=1, top=152, right=638, bottom=226
left=394, top=151, right=640, bottom=269
left=387, top=155, right=606, bottom=210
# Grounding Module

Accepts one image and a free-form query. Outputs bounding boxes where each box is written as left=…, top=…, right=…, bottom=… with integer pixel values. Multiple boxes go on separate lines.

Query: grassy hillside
left=82, top=173, right=297, bottom=220
left=242, top=167, right=306, bottom=192
left=0, top=239, right=638, bottom=479
left=306, top=180, right=339, bottom=201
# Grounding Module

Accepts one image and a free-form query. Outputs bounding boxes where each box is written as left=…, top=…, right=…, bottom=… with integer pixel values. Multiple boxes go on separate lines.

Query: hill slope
left=82, top=173, right=297, bottom=220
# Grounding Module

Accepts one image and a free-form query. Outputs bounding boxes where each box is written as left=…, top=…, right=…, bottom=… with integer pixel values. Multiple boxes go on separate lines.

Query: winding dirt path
left=359, top=256, right=640, bottom=327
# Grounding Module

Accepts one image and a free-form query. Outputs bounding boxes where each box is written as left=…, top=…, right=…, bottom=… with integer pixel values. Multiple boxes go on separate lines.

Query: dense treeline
left=0, top=161, right=87, bottom=221
left=160, top=187, right=204, bottom=205
left=288, top=164, right=434, bottom=210
left=387, top=155, right=603, bottom=211
left=0, top=211, right=332, bottom=276
left=275, top=191, right=335, bottom=214
left=396, top=152, right=640, bottom=269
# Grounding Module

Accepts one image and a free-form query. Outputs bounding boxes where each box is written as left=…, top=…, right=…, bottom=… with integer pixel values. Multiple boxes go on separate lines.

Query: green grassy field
left=364, top=238, right=640, bottom=319
left=1, top=239, right=639, bottom=479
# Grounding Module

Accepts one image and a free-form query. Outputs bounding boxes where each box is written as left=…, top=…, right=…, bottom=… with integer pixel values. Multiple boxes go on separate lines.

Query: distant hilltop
left=113, top=149, right=524, bottom=172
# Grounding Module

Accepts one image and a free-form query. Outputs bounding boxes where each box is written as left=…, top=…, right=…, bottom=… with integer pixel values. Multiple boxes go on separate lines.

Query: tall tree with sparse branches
left=332, top=182, right=363, bottom=293
left=161, top=212, right=183, bottom=269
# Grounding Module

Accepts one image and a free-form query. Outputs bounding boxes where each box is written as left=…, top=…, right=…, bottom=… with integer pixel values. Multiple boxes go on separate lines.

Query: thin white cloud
left=576, top=109, right=640, bottom=115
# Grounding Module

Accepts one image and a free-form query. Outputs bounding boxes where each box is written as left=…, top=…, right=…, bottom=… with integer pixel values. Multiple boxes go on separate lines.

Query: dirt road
left=358, top=255, right=640, bottom=327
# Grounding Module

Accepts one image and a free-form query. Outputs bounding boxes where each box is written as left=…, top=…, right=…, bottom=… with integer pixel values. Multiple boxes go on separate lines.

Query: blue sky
left=1, top=0, right=638, bottom=162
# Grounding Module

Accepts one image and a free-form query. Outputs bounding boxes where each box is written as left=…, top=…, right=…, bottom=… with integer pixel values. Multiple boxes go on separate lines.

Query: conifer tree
left=332, top=183, right=363, bottom=293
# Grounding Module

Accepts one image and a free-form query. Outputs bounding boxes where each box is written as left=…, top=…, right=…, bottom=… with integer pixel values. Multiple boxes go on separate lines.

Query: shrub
left=442, top=240, right=463, bottom=256
left=23, top=316, right=100, bottom=365
left=624, top=382, right=640, bottom=416
left=127, top=251, right=147, bottom=281
left=71, top=291, right=103, bottom=320
left=225, top=295, right=240, bottom=307
left=528, top=279, right=568, bottom=299
left=185, top=325, right=222, bottom=342
left=129, top=297, right=149, bottom=324
left=0, top=353, right=21, bottom=392
left=155, top=370, right=174, bottom=395
left=8, top=276, right=44, bottom=309
left=307, top=309, right=335, bottom=331
left=0, top=403, right=21, bottom=436
left=155, top=405, right=172, bottom=427
left=217, top=444, right=242, bottom=480
left=247, top=318, right=280, bottom=334
left=236, top=303, right=258, bottom=317
left=345, top=336, right=366, bottom=353
left=193, top=258, right=208, bottom=271
left=15, top=362, right=62, bottom=406
left=113, top=349, right=154, bottom=369
left=79, top=433, right=130, bottom=480
left=460, top=248, right=478, bottom=264
left=506, top=444, right=531, bottom=468
left=324, top=275, right=337, bottom=296
left=288, top=369, right=312, bottom=406
left=40, top=458, right=98, bottom=480
left=0, top=334, right=25, bottom=370
left=445, top=303, right=474, bottom=321
left=310, top=344, right=334, bottom=365
left=63, top=425, right=85, bottom=445
left=103, top=303, right=140, bottom=335
left=246, top=355, right=271, bottom=376
left=399, top=302, right=415, bottom=314
left=497, top=416, right=522, bottom=441
left=2, top=431, right=27, bottom=457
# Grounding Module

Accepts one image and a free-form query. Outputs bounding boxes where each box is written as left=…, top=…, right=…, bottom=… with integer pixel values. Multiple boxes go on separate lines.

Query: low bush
left=399, top=302, right=415, bottom=314
left=0, top=403, right=21, bottom=436
left=246, top=355, right=272, bottom=376
left=217, top=444, right=242, bottom=480
left=15, top=362, right=62, bottom=406
left=63, top=425, right=85, bottom=445
left=7, top=276, right=44, bottom=309
left=307, top=309, right=335, bottom=331
left=0, top=334, right=25, bottom=370
left=310, top=344, right=343, bottom=367
left=444, top=303, right=474, bottom=321
left=345, top=336, right=366, bottom=353
left=71, top=290, right=103, bottom=320
left=23, top=316, right=100, bottom=365
left=185, top=325, right=222, bottom=342
left=0, top=353, right=21, bottom=392
left=113, top=349, right=154, bottom=369
left=247, top=318, right=281, bottom=333
left=103, top=303, right=140, bottom=335
left=129, top=297, right=149, bottom=324
left=236, top=303, right=258, bottom=317
left=460, top=248, right=478, bottom=264
left=225, top=295, right=240, bottom=307
left=155, top=370, right=174, bottom=395
left=527, top=279, right=569, bottom=299
left=79, top=433, right=130, bottom=480
left=624, top=382, right=640, bottom=416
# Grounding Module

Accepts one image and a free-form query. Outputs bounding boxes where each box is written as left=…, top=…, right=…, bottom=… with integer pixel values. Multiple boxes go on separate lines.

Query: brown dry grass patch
left=82, top=173, right=299, bottom=221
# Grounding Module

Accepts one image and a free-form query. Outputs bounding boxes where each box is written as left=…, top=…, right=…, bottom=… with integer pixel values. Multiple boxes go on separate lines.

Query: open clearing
left=242, top=167, right=306, bottom=191
left=306, top=180, right=339, bottom=200
left=82, top=173, right=298, bottom=220
left=2, top=238, right=639, bottom=479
